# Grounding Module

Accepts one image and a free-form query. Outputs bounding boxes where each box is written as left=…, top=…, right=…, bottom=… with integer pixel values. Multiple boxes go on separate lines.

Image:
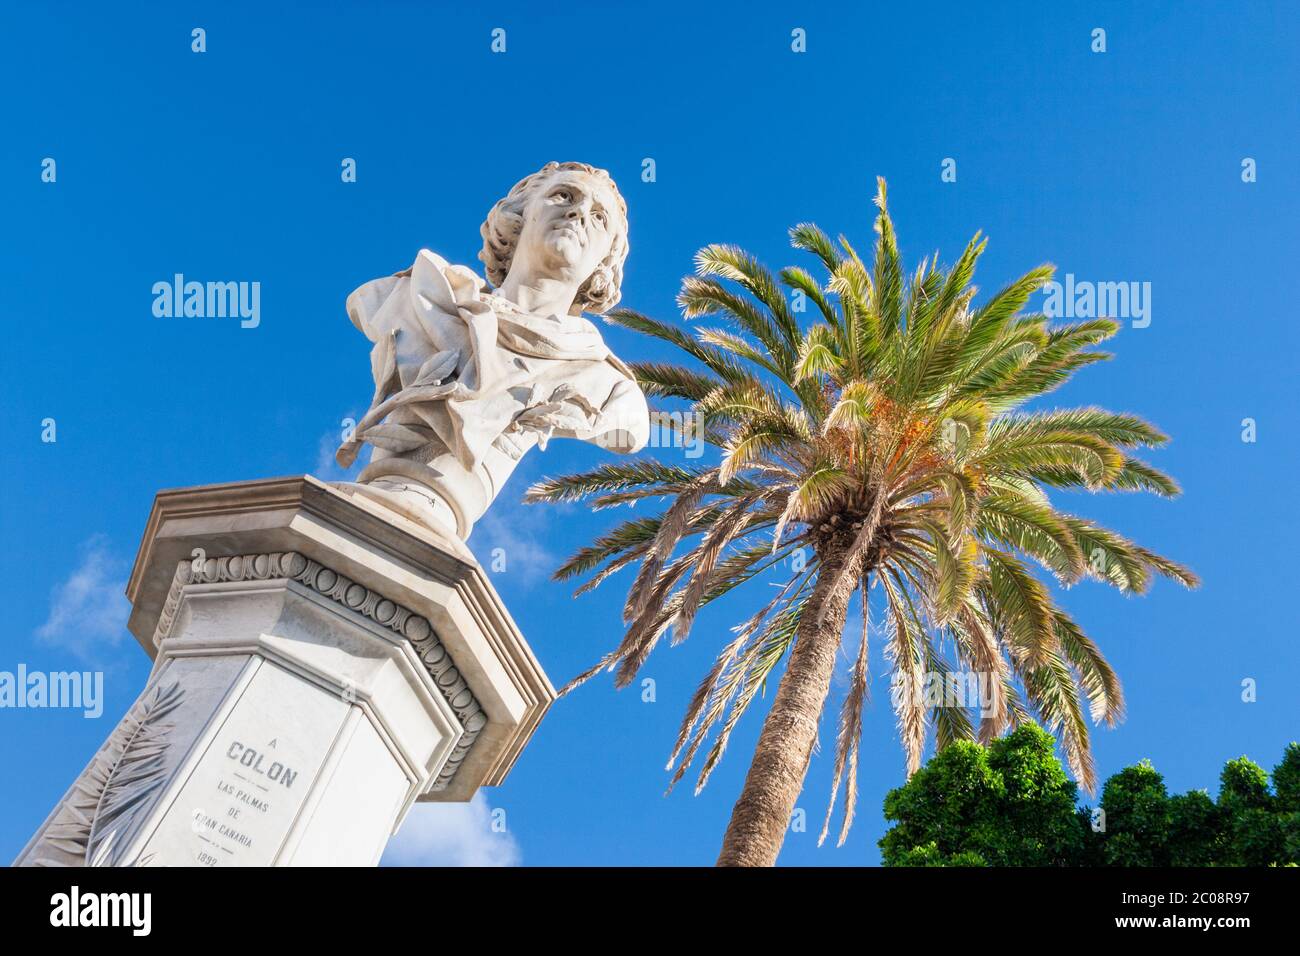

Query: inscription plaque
left=138, top=658, right=350, bottom=866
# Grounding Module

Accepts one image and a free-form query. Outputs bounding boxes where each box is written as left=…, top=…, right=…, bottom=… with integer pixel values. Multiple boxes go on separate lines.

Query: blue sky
left=1, top=1, right=1297, bottom=866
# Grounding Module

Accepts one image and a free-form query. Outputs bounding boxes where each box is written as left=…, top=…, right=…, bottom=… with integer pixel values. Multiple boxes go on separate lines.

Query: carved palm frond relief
left=83, top=679, right=184, bottom=867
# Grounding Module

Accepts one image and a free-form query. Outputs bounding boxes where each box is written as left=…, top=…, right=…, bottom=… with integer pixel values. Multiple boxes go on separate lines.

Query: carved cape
left=336, top=249, right=648, bottom=472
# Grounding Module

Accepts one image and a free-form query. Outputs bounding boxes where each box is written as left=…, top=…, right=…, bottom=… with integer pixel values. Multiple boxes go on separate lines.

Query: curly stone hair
left=479, top=161, right=629, bottom=315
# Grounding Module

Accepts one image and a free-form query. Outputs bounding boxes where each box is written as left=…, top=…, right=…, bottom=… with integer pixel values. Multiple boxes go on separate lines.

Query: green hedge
left=879, top=725, right=1300, bottom=866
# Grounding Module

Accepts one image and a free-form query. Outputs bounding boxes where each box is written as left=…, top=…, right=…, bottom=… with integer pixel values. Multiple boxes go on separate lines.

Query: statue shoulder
left=603, top=352, right=640, bottom=386
left=345, top=273, right=406, bottom=334
left=409, top=249, right=487, bottom=310
left=346, top=250, right=486, bottom=333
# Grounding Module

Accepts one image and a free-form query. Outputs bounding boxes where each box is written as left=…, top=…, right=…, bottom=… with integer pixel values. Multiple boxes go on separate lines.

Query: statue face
left=509, top=169, right=622, bottom=293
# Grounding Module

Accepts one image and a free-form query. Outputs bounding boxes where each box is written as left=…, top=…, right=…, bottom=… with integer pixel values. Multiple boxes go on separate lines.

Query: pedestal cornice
left=125, top=475, right=555, bottom=801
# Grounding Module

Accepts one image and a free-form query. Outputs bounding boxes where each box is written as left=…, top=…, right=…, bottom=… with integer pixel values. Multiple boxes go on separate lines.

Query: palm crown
left=526, top=179, right=1196, bottom=863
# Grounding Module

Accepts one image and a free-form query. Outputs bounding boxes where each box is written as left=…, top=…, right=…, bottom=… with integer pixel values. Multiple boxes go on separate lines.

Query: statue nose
left=566, top=197, right=593, bottom=222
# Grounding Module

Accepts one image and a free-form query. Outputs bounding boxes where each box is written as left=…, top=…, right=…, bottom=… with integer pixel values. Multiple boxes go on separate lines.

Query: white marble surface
left=16, top=476, right=556, bottom=867
left=334, top=162, right=650, bottom=539
left=137, top=657, right=352, bottom=867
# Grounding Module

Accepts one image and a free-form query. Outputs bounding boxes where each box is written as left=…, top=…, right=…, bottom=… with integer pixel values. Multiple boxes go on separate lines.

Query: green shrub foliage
left=880, top=730, right=1300, bottom=866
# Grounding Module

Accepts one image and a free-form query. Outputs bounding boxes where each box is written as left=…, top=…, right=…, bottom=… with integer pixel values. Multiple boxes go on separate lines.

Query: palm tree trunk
left=716, top=541, right=858, bottom=866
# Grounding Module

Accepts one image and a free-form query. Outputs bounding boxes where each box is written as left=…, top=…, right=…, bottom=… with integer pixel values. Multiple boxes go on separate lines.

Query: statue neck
left=496, top=272, right=579, bottom=319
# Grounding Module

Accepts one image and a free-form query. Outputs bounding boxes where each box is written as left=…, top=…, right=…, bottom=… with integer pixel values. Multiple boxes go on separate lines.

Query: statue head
left=480, top=161, right=629, bottom=315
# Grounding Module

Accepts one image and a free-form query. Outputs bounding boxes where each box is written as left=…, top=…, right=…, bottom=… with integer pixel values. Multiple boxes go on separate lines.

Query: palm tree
left=525, top=179, right=1197, bottom=867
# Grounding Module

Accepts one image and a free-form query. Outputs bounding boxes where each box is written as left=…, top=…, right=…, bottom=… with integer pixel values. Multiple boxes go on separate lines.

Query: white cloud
left=313, top=422, right=363, bottom=483
left=468, top=495, right=558, bottom=584
left=35, top=535, right=131, bottom=663
left=381, top=793, right=521, bottom=867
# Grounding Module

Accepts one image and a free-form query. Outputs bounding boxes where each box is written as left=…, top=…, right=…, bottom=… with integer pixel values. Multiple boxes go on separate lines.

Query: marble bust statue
left=334, top=162, right=650, bottom=540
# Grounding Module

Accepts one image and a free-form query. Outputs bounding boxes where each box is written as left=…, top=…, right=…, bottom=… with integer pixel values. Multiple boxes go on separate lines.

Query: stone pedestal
left=15, top=476, right=554, bottom=867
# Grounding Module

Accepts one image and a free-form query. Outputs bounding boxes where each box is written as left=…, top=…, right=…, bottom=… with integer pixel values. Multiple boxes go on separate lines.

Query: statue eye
left=594, top=210, right=607, bottom=226
left=553, top=189, right=572, bottom=202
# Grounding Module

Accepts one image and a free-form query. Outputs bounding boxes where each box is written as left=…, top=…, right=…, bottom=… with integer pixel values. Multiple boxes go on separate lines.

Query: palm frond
left=538, top=180, right=1196, bottom=850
